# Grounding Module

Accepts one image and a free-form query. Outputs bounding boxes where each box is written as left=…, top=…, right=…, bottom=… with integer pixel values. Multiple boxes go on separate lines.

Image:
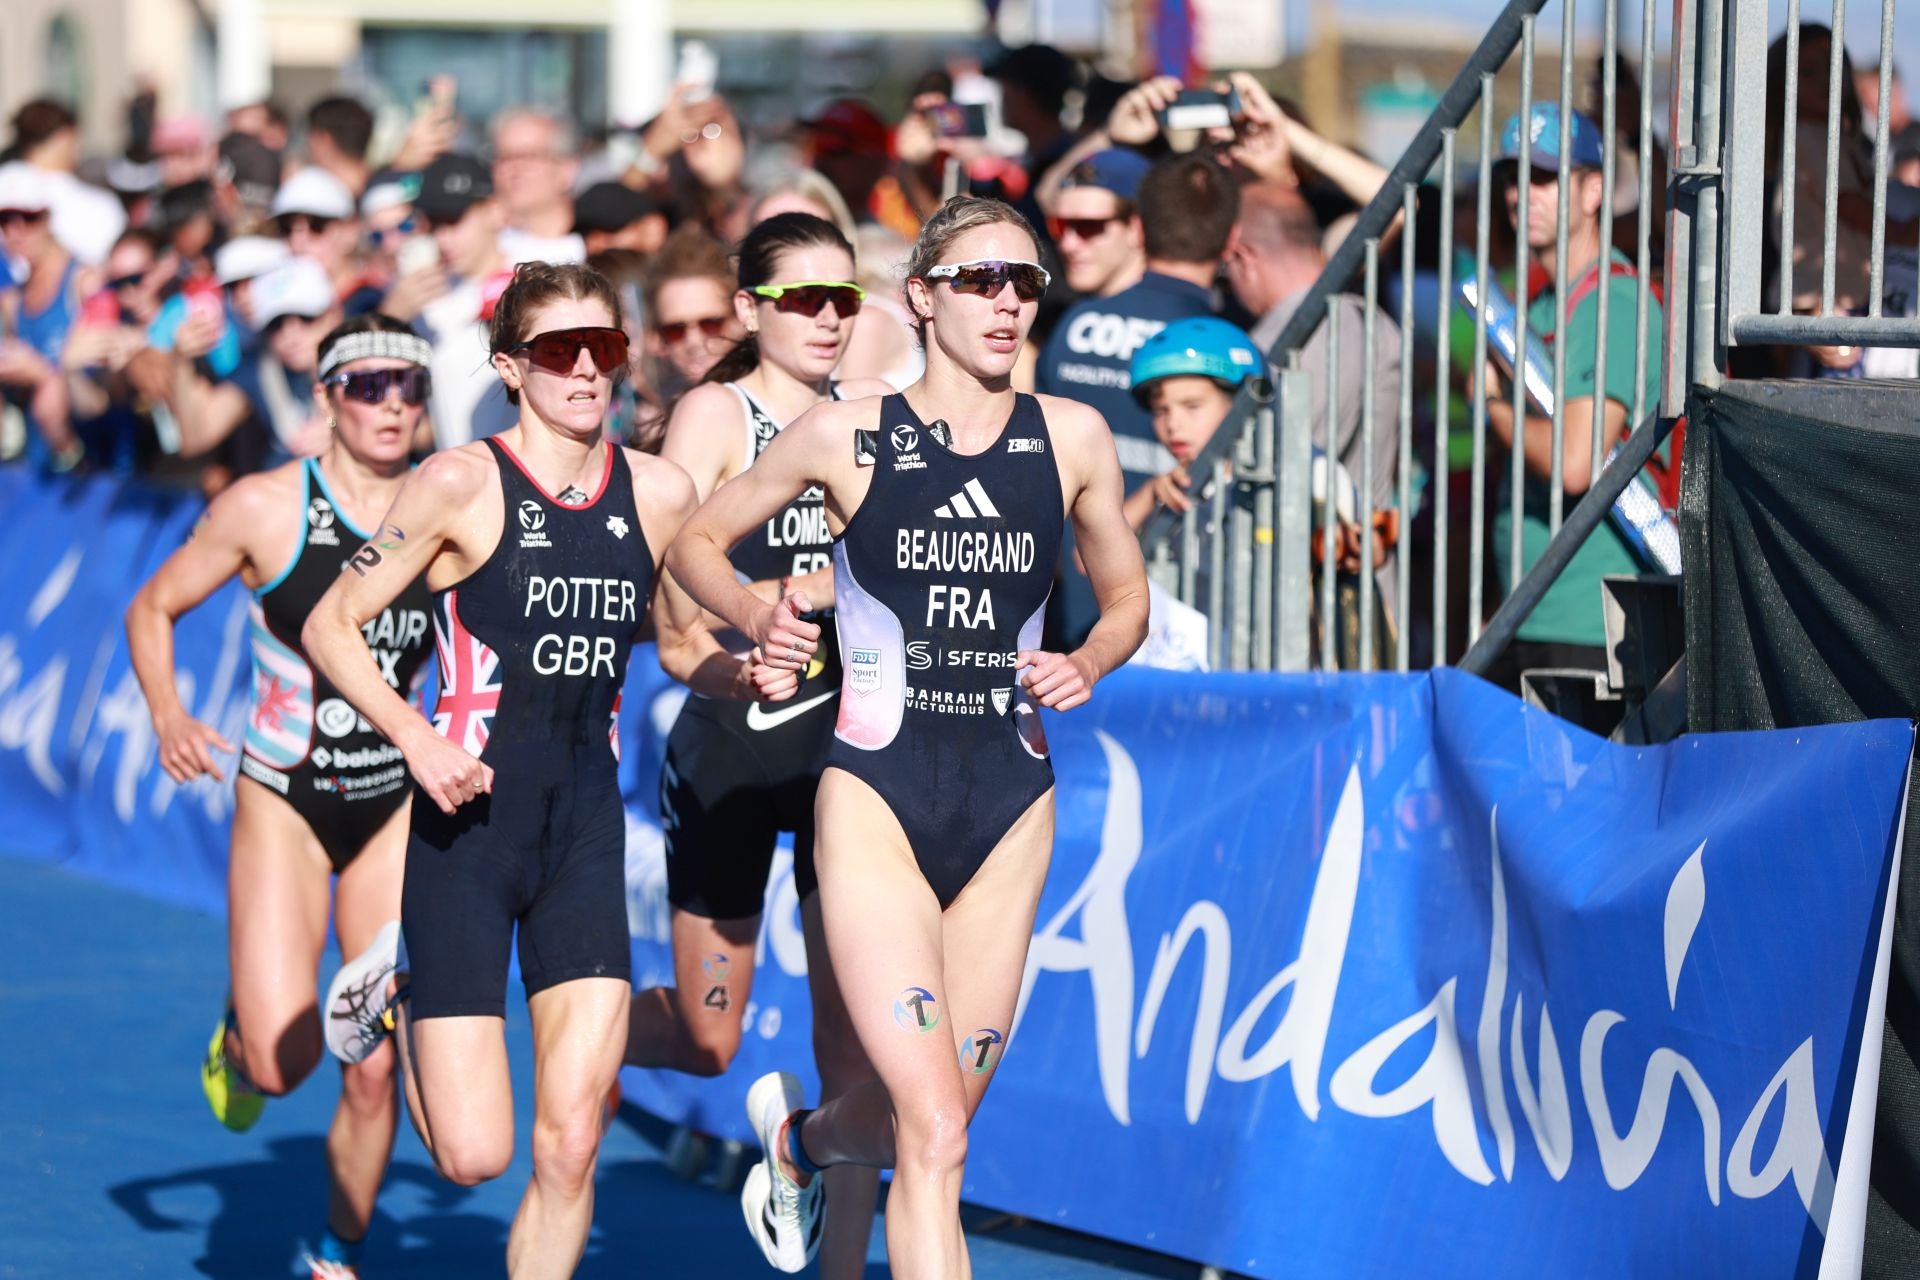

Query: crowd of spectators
left=2, top=29, right=1885, bottom=677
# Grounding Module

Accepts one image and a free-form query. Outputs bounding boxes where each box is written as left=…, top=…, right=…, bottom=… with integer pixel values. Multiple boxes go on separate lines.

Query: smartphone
left=678, top=40, right=718, bottom=103
left=926, top=102, right=991, bottom=139
left=397, top=235, right=441, bottom=276
left=1161, top=88, right=1242, bottom=132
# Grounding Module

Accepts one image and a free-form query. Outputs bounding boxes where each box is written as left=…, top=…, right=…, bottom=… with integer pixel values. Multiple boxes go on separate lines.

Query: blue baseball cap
left=1130, top=316, right=1263, bottom=405
left=1499, top=103, right=1607, bottom=171
left=1061, top=149, right=1152, bottom=203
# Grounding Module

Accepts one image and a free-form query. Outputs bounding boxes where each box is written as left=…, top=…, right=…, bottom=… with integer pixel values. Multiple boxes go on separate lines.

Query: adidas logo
left=934, top=478, right=1001, bottom=520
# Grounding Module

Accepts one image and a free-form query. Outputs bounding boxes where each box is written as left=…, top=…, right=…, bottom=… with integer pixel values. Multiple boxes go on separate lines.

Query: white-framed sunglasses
left=923, top=258, right=1052, bottom=301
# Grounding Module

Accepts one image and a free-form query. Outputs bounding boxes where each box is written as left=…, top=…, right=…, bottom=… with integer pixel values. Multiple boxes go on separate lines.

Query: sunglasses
left=504, top=326, right=630, bottom=375
left=370, top=218, right=419, bottom=245
left=327, top=367, right=432, bottom=405
left=655, top=315, right=732, bottom=345
left=923, top=258, right=1051, bottom=302
left=0, top=208, right=49, bottom=227
left=749, top=281, right=866, bottom=319
left=277, top=214, right=336, bottom=236
left=108, top=270, right=153, bottom=291
left=1048, top=215, right=1125, bottom=242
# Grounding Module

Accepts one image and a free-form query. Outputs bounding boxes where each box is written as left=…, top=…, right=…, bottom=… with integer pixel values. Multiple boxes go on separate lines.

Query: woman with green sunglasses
left=627, top=211, right=893, bottom=1280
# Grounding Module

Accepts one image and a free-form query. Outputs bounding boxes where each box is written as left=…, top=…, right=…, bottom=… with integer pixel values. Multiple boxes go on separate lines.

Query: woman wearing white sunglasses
left=668, top=196, right=1149, bottom=1277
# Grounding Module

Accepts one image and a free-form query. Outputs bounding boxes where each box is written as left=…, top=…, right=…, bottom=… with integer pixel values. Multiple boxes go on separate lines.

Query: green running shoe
left=202, top=1008, right=265, bottom=1133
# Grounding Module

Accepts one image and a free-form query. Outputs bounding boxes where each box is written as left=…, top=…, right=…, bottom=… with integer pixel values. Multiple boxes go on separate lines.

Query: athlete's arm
left=655, top=567, right=799, bottom=701
left=124, top=477, right=280, bottom=781
left=666, top=403, right=856, bottom=671
left=302, top=449, right=493, bottom=814
left=661, top=381, right=837, bottom=608
left=1021, top=398, right=1150, bottom=709
left=627, top=447, right=791, bottom=698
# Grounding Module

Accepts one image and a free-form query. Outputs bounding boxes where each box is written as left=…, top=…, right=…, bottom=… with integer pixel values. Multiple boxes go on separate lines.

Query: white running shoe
left=324, top=920, right=402, bottom=1064
left=740, top=1071, right=823, bottom=1272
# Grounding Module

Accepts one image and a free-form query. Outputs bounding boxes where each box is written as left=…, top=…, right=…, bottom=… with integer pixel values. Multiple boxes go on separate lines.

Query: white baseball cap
left=215, top=235, right=293, bottom=287
left=0, top=162, right=53, bottom=214
left=271, top=167, right=355, bottom=221
left=251, top=256, right=336, bottom=326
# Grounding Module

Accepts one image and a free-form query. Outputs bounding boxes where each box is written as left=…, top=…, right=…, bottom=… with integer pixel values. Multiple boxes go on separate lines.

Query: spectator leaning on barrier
left=1036, top=151, right=1237, bottom=487
left=1485, top=103, right=1665, bottom=684
left=1228, top=181, right=1403, bottom=619
left=386, top=153, right=516, bottom=449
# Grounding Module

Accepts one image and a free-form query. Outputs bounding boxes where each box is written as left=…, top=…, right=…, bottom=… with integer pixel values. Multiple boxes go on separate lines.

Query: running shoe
left=324, top=920, right=402, bottom=1064
left=201, top=1006, right=264, bottom=1132
left=740, top=1071, right=823, bottom=1272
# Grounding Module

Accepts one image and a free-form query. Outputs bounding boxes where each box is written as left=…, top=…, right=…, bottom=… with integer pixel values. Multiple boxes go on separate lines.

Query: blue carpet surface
left=0, top=855, right=1194, bottom=1278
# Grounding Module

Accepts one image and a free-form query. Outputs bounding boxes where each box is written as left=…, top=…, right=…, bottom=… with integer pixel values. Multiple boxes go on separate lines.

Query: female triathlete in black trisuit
left=668, top=197, right=1149, bottom=1277
left=303, top=263, right=704, bottom=1279
left=630, top=211, right=892, bottom=1280
left=125, top=314, right=436, bottom=1278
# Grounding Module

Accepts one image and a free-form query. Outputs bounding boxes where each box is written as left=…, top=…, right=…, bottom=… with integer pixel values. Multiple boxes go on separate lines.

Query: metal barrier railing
left=1723, top=0, right=1920, bottom=349
left=1138, top=0, right=1700, bottom=675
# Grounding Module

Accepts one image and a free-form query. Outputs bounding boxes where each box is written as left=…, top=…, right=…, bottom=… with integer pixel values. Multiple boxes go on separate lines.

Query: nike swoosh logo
left=744, top=690, right=838, bottom=732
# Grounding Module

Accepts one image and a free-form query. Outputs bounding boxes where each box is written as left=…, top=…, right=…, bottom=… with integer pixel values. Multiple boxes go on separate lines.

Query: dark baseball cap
left=414, top=153, right=493, bottom=222
left=573, top=181, right=662, bottom=234
left=217, top=132, right=280, bottom=211
left=1061, top=149, right=1151, bottom=203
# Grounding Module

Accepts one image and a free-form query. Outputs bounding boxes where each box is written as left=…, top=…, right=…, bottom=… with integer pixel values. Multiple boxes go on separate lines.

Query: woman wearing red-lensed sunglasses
left=124, top=312, right=438, bottom=1277
left=626, top=211, right=894, bottom=1280
left=303, top=261, right=741, bottom=1278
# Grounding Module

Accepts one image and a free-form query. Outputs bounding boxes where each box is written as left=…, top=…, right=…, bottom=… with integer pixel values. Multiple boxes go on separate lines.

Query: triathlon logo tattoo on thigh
left=892, top=987, right=941, bottom=1033
left=702, top=952, right=732, bottom=1012
left=348, top=524, right=407, bottom=577
left=962, top=1028, right=1005, bottom=1075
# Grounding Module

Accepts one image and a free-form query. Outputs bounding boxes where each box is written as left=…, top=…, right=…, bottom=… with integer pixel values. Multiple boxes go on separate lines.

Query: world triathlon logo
left=893, top=987, right=940, bottom=1033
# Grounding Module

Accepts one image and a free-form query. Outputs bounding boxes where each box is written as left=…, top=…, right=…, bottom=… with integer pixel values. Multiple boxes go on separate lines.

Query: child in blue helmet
left=1121, top=316, right=1263, bottom=530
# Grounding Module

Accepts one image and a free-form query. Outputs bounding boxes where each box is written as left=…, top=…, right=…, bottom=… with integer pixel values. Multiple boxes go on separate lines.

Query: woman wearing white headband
left=124, top=313, right=437, bottom=1279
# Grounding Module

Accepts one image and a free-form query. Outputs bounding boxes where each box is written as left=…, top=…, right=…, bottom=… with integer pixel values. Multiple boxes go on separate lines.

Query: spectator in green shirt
left=1486, top=103, right=1664, bottom=681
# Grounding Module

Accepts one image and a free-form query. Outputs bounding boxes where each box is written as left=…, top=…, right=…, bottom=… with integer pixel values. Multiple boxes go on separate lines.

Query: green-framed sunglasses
left=748, top=280, right=867, bottom=319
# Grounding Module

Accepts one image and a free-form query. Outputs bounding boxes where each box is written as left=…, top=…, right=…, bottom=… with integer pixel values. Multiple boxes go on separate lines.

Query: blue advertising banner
left=1, top=469, right=1911, bottom=1277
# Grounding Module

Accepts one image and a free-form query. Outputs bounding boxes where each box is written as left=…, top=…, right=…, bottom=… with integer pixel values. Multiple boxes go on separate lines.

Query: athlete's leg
left=225, top=780, right=333, bottom=1095
left=624, top=909, right=759, bottom=1075
left=802, top=891, right=883, bottom=1280
left=394, top=1008, right=515, bottom=1185
left=508, top=977, right=629, bottom=1280
left=790, top=776, right=1055, bottom=1280
left=777, top=769, right=971, bottom=1279
left=323, top=800, right=407, bottom=1245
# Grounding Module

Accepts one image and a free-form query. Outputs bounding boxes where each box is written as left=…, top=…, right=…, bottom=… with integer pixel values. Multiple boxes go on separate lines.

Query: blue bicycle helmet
left=1129, top=316, right=1263, bottom=406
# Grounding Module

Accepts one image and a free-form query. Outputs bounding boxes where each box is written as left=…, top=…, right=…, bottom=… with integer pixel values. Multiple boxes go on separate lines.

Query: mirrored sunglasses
left=924, top=258, right=1051, bottom=302
left=504, top=326, right=630, bottom=375
left=749, top=281, right=866, bottom=319
left=327, top=367, right=432, bottom=405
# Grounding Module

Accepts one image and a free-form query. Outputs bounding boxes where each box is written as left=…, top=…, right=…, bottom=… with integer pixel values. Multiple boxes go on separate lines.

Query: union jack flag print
left=432, top=590, right=500, bottom=755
